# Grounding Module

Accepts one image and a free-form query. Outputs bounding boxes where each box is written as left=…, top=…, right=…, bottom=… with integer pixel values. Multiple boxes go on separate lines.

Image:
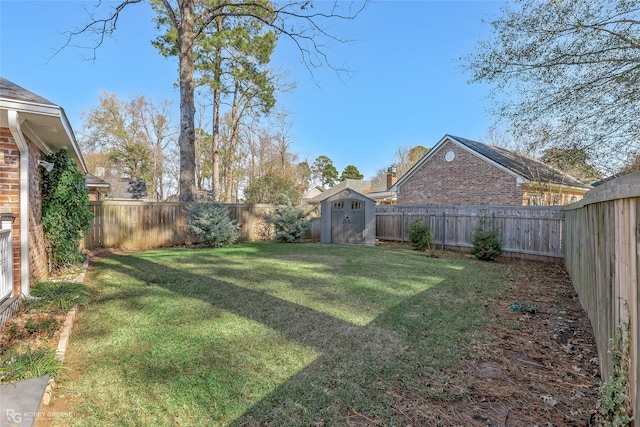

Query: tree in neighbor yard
left=311, top=155, right=339, bottom=187
left=370, top=145, right=428, bottom=188
left=153, top=8, right=279, bottom=202
left=63, top=0, right=367, bottom=202
left=240, top=114, right=303, bottom=204
left=466, top=0, right=640, bottom=174
left=79, top=92, right=177, bottom=201
left=540, top=147, right=602, bottom=184
left=340, top=164, right=363, bottom=181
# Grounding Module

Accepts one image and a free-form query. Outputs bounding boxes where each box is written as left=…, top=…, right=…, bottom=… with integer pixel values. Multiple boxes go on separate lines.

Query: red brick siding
left=397, top=140, right=524, bottom=206
left=0, top=127, right=49, bottom=296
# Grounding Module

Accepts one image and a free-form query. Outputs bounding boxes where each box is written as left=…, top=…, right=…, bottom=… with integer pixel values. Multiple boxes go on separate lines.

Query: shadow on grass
left=81, top=244, right=503, bottom=425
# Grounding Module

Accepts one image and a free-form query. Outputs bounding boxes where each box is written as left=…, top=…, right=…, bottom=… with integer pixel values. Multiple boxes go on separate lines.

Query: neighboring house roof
left=86, top=174, right=111, bottom=195
left=301, top=186, right=325, bottom=204
left=591, top=172, right=632, bottom=187
left=107, top=178, right=148, bottom=200
left=0, top=77, right=86, bottom=172
left=393, top=134, right=592, bottom=191
left=366, top=190, right=397, bottom=203
left=307, top=179, right=373, bottom=204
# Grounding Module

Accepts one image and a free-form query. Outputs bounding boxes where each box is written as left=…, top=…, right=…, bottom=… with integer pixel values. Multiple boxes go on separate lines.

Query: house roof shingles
left=394, top=135, right=591, bottom=191
left=0, top=78, right=56, bottom=106
left=449, top=135, right=591, bottom=189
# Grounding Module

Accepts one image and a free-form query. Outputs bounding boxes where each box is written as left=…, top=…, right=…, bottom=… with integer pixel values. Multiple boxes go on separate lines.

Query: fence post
left=401, top=209, right=405, bottom=243
left=491, top=212, right=495, bottom=231
left=441, top=211, right=445, bottom=250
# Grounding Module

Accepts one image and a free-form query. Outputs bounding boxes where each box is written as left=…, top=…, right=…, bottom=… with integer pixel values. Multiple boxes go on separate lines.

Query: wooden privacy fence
left=376, top=205, right=565, bottom=261
left=83, top=201, right=320, bottom=249
left=564, top=172, right=640, bottom=418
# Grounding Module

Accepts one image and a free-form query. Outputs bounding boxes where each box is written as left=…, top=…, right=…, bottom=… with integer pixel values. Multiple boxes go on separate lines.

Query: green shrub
left=0, top=346, right=64, bottom=383
left=41, top=151, right=92, bottom=269
left=270, top=204, right=310, bottom=242
left=188, top=202, right=240, bottom=247
left=471, top=220, right=503, bottom=261
left=26, top=281, right=93, bottom=312
left=408, top=220, right=433, bottom=251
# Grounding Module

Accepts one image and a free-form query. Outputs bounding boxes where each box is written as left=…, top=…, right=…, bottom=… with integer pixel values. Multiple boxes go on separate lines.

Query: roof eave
left=0, top=99, right=87, bottom=173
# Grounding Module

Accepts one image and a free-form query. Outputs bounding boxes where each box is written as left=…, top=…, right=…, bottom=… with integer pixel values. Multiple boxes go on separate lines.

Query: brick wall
left=397, top=140, right=524, bottom=206
left=0, top=127, right=49, bottom=296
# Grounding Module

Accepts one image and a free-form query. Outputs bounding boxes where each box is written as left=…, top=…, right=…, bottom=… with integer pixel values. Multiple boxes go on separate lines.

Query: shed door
left=331, top=199, right=365, bottom=244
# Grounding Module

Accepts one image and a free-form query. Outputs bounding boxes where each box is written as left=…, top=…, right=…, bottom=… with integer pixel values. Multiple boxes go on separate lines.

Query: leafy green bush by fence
left=270, top=204, right=310, bottom=242
left=188, top=202, right=240, bottom=247
left=41, top=151, right=92, bottom=269
left=408, top=220, right=433, bottom=251
left=471, top=219, right=503, bottom=261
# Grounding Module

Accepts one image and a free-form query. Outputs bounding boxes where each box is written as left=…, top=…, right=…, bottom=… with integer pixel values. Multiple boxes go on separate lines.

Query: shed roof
left=307, top=179, right=373, bottom=204
left=322, top=188, right=376, bottom=203
left=393, top=134, right=591, bottom=191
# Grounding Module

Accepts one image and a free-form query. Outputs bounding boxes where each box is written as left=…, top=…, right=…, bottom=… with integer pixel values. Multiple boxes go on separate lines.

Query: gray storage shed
left=320, top=189, right=376, bottom=245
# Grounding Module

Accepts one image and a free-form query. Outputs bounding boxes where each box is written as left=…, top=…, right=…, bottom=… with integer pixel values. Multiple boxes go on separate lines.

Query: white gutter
left=7, top=110, right=30, bottom=297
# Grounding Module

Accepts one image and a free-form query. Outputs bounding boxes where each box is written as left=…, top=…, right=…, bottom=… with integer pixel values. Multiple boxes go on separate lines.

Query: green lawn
left=54, top=243, right=510, bottom=426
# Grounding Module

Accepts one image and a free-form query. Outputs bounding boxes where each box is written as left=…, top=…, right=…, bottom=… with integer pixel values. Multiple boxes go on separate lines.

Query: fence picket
left=375, top=205, right=565, bottom=261
left=564, top=172, right=640, bottom=421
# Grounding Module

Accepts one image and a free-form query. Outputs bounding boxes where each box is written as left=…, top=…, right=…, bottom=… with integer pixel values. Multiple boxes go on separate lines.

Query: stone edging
left=41, top=257, right=89, bottom=406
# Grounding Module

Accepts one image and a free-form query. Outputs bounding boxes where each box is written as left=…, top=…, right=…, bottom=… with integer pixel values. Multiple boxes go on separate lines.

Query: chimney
left=386, top=166, right=397, bottom=190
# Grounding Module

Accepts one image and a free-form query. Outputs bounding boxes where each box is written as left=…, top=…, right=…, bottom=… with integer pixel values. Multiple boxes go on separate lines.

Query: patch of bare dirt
left=0, top=310, right=66, bottom=356
left=386, top=258, right=600, bottom=426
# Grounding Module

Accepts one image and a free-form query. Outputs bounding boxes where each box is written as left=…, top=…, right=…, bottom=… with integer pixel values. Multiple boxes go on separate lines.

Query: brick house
left=86, top=173, right=110, bottom=201
left=0, top=77, right=87, bottom=325
left=392, top=135, right=591, bottom=206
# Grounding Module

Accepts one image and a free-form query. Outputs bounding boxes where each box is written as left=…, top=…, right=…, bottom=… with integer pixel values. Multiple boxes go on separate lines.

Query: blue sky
left=1, top=0, right=502, bottom=179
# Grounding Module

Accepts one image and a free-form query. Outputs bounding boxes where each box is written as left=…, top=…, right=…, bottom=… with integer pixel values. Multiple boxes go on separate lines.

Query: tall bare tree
left=466, top=0, right=640, bottom=173
left=64, top=0, right=367, bottom=201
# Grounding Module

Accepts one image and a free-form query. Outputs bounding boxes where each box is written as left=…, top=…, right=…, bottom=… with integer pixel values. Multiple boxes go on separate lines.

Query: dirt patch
left=385, top=258, right=600, bottom=426
left=0, top=310, right=66, bottom=355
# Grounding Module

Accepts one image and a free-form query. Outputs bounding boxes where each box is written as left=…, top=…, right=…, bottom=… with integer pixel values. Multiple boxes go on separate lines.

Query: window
left=351, top=201, right=363, bottom=210
left=528, top=193, right=543, bottom=206
left=333, top=201, right=344, bottom=209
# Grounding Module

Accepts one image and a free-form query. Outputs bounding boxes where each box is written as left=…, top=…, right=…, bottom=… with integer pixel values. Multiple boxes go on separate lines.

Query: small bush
left=471, top=220, right=503, bottom=261
left=0, top=346, right=64, bottom=383
left=408, top=220, right=433, bottom=251
left=26, top=281, right=93, bottom=312
left=188, top=202, right=240, bottom=248
left=270, top=204, right=310, bottom=242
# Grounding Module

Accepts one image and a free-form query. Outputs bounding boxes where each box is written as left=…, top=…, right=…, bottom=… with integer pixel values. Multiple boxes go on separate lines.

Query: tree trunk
left=224, top=86, right=241, bottom=203
left=177, top=0, right=196, bottom=202
left=212, top=85, right=221, bottom=201
left=211, top=18, right=224, bottom=202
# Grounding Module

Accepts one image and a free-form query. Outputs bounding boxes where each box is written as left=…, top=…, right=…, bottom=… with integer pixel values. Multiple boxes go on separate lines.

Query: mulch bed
left=383, top=258, right=601, bottom=426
